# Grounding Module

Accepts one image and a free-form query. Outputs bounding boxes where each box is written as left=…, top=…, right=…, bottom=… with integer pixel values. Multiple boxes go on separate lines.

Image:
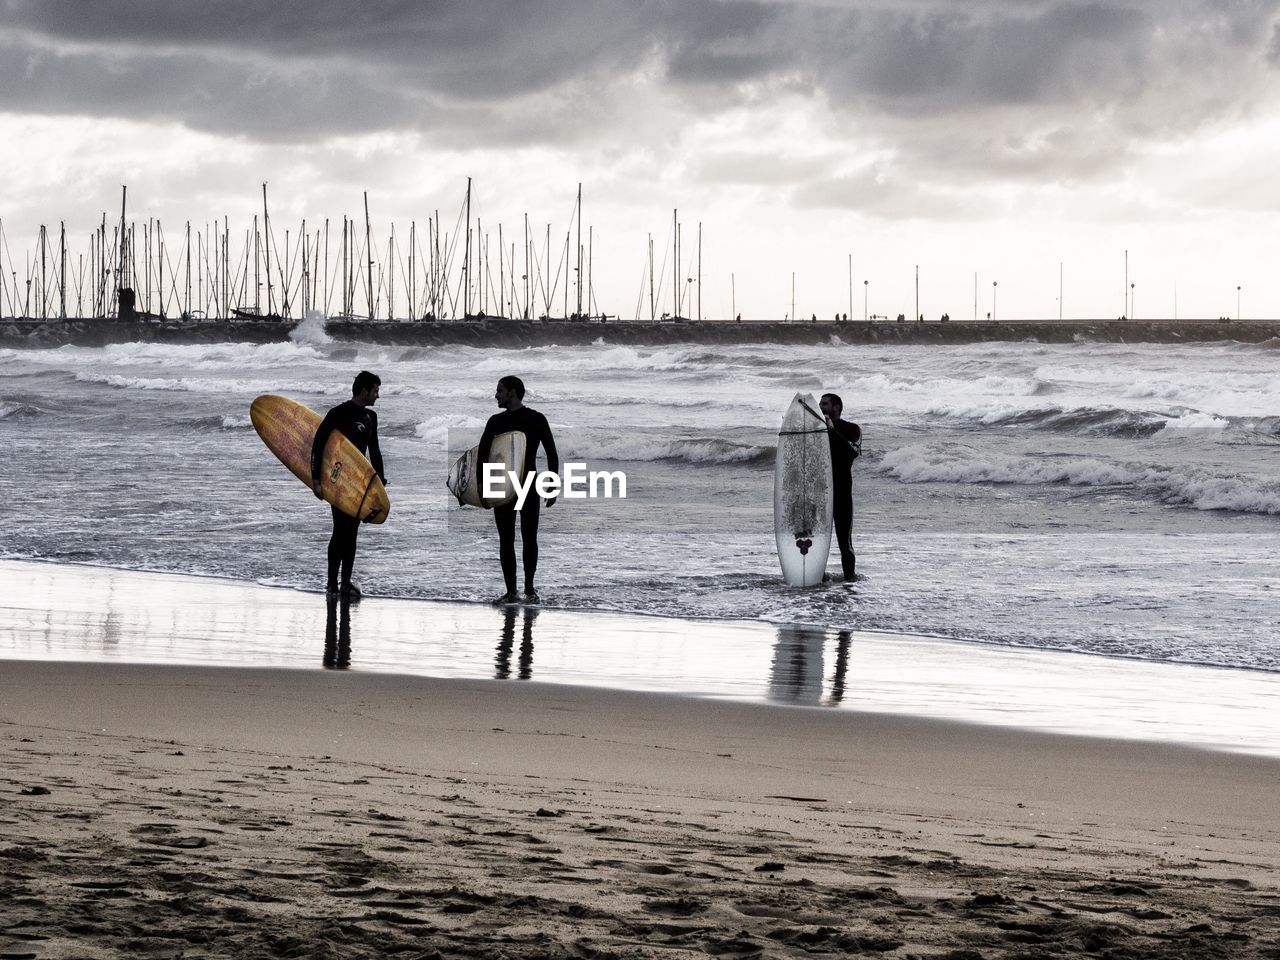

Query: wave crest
left=586, top=435, right=773, bottom=465
left=878, top=445, right=1280, bottom=514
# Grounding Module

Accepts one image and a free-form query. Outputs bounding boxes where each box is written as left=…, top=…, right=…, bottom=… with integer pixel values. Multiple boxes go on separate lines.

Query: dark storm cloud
left=1, top=0, right=1277, bottom=145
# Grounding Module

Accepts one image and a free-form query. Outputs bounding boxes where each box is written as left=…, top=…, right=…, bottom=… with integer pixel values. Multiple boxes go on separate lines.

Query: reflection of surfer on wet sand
left=323, top=595, right=352, bottom=669
left=495, top=606, right=538, bottom=680
left=767, top=626, right=852, bottom=707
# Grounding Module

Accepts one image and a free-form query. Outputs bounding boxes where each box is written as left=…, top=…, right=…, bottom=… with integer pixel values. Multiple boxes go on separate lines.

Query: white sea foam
left=582, top=434, right=772, bottom=465
left=1161, top=412, right=1231, bottom=432
left=462, top=343, right=723, bottom=375
left=73, top=372, right=338, bottom=395
left=290, top=310, right=333, bottom=346
left=414, top=414, right=487, bottom=443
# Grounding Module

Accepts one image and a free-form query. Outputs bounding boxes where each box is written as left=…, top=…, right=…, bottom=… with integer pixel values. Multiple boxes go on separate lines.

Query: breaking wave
left=187, top=414, right=254, bottom=430
left=939, top=405, right=1169, bottom=438
left=414, top=414, right=488, bottom=444
left=583, top=435, right=773, bottom=465
left=72, top=372, right=364, bottom=397
left=0, top=402, right=40, bottom=419
left=878, top=445, right=1280, bottom=514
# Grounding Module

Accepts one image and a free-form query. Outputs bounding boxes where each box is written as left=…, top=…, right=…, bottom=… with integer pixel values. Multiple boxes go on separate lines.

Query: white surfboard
left=447, top=431, right=528, bottom=507
left=773, top=393, right=833, bottom=586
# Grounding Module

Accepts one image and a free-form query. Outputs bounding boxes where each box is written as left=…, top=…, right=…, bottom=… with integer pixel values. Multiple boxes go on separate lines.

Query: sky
left=2, top=0, right=1279, bottom=321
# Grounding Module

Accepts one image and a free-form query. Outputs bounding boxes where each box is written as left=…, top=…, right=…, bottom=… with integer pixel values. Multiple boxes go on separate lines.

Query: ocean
left=3, top=318, right=1278, bottom=674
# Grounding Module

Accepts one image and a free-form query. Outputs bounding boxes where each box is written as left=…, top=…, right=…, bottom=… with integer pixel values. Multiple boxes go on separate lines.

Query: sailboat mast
left=364, top=192, right=373, bottom=320
left=159, top=220, right=166, bottom=316
left=672, top=209, right=677, bottom=319
left=223, top=218, right=229, bottom=319
left=39, top=224, right=46, bottom=320
left=59, top=221, right=66, bottom=319
left=299, top=220, right=306, bottom=314
left=253, top=215, right=260, bottom=314
left=117, top=186, right=127, bottom=315
left=262, top=183, right=272, bottom=315
left=575, top=183, right=583, bottom=318
left=648, top=234, right=655, bottom=322
left=463, top=177, right=472, bottom=317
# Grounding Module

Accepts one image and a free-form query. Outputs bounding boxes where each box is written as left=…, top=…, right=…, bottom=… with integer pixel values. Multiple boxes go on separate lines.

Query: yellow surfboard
left=250, top=394, right=390, bottom=523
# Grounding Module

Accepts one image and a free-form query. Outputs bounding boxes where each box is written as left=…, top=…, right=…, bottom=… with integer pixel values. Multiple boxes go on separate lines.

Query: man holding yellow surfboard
left=311, top=371, right=386, bottom=600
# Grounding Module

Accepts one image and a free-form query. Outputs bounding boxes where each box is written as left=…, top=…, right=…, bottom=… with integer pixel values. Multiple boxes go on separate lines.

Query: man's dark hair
left=498, top=375, right=526, bottom=400
left=821, top=392, right=843, bottom=414
left=353, top=371, right=381, bottom=395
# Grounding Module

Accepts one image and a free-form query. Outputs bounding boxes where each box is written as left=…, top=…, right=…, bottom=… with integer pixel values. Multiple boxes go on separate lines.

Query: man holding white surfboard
left=819, top=392, right=861, bottom=581
left=478, top=375, right=559, bottom=605
left=311, top=370, right=386, bottom=600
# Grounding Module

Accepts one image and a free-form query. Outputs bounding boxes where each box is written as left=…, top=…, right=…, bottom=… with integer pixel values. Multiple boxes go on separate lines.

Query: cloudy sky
left=2, top=0, right=1279, bottom=320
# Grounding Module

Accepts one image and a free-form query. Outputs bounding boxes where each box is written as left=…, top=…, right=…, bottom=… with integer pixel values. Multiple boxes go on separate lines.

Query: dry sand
left=2, top=658, right=1278, bottom=959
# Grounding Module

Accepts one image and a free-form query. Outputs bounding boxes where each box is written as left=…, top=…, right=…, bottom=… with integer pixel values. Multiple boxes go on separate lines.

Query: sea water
left=2, top=323, right=1278, bottom=673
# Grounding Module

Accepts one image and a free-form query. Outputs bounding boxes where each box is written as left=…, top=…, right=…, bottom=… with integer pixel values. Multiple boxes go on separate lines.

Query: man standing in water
left=478, top=375, right=558, bottom=605
left=311, top=370, right=385, bottom=600
left=819, top=392, right=861, bottom=581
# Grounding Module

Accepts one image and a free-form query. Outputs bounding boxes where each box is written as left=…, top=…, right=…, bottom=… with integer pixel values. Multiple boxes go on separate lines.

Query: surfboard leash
left=355, top=475, right=379, bottom=522
left=797, top=399, right=860, bottom=454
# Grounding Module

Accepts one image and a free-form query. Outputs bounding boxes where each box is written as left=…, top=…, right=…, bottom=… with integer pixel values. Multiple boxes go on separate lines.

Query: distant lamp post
left=1130, top=282, right=1135, bottom=320
left=1237, top=285, right=1242, bottom=321
left=863, top=279, right=869, bottom=322
left=992, top=280, right=998, bottom=321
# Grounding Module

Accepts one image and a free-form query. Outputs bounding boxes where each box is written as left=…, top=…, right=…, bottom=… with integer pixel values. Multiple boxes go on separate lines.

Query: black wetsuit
left=311, top=400, right=385, bottom=591
left=828, top=417, right=861, bottom=580
left=478, top=406, right=559, bottom=595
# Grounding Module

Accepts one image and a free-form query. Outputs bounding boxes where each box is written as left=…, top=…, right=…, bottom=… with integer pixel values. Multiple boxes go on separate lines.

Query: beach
left=4, top=663, right=1278, bottom=958
left=3, top=564, right=1280, bottom=958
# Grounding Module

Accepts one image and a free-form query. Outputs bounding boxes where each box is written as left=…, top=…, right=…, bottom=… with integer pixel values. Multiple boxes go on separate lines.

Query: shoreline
left=3, top=557, right=1278, bottom=758
left=4, top=315, right=1280, bottom=347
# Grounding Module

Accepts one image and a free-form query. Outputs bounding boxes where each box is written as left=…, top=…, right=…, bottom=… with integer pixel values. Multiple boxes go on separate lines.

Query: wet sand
left=4, top=559, right=1279, bottom=756
left=2, top=568, right=1279, bottom=957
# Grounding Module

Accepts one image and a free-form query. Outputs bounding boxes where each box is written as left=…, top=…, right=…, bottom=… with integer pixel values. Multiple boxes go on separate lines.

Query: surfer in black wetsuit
left=477, top=375, right=559, bottom=605
left=819, top=392, right=861, bottom=581
left=311, top=370, right=385, bottom=600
